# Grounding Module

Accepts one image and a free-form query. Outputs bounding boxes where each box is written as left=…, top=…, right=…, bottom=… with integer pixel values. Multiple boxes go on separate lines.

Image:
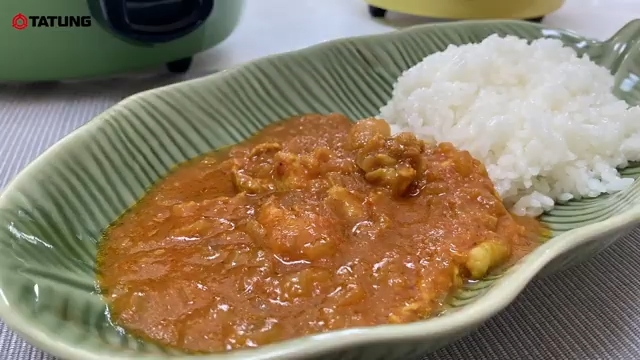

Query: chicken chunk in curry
left=97, top=113, right=542, bottom=354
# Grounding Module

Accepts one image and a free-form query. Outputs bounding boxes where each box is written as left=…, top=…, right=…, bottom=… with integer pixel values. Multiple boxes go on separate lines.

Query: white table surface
left=2, top=0, right=640, bottom=359
left=196, top=0, right=640, bottom=70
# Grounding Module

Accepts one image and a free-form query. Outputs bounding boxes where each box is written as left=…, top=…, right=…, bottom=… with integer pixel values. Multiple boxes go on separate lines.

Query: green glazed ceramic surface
left=2, top=19, right=640, bottom=360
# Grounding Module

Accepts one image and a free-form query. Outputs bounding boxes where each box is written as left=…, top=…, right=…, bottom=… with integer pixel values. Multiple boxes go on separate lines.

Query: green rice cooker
left=0, top=0, right=244, bottom=81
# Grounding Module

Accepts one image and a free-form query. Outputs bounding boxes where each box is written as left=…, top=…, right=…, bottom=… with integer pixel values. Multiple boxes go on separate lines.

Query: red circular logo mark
left=12, top=13, right=28, bottom=30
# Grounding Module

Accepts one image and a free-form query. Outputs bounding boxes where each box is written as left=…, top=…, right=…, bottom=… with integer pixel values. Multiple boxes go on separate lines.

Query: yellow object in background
left=365, top=0, right=565, bottom=20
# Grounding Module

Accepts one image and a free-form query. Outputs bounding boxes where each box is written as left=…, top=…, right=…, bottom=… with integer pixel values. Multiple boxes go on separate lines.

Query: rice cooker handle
left=99, top=0, right=215, bottom=44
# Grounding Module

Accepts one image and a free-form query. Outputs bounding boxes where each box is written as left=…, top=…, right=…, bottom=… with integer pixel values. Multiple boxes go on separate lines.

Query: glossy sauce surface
left=97, top=114, right=541, bottom=353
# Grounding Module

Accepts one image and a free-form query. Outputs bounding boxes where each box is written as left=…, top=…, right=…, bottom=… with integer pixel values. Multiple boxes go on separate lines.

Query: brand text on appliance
left=12, top=13, right=92, bottom=30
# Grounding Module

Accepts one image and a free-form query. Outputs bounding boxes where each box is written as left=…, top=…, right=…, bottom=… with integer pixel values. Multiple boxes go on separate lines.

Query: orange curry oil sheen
left=96, top=114, right=545, bottom=353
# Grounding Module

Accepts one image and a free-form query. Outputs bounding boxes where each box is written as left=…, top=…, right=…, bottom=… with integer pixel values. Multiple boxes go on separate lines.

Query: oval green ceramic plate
left=2, top=19, right=640, bottom=360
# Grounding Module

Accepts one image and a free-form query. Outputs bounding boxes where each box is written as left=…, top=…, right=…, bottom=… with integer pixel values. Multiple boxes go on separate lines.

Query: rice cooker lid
left=89, top=0, right=214, bottom=44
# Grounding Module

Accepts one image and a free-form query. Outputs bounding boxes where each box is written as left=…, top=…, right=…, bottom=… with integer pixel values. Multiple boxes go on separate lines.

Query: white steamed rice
left=379, top=34, right=640, bottom=217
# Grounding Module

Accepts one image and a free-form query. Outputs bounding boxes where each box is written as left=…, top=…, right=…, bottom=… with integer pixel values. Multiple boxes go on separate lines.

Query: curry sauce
left=97, top=114, right=542, bottom=353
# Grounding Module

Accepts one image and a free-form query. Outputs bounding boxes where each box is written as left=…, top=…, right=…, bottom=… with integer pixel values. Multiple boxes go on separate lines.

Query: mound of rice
left=379, top=34, right=640, bottom=217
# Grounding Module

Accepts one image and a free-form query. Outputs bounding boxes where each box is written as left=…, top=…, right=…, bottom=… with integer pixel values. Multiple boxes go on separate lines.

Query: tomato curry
left=97, top=114, right=541, bottom=353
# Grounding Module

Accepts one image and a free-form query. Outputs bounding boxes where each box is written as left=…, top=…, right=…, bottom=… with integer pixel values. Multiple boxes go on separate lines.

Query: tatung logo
left=12, top=13, right=28, bottom=30
left=11, top=13, right=92, bottom=30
